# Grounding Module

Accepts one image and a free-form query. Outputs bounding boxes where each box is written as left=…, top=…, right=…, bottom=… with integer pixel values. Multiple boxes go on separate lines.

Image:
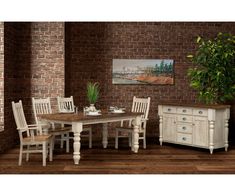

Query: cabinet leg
left=159, top=115, right=163, bottom=146
left=225, top=145, right=228, bottom=152
left=225, top=118, right=229, bottom=152
left=209, top=147, right=213, bottom=154
left=209, top=120, right=215, bottom=155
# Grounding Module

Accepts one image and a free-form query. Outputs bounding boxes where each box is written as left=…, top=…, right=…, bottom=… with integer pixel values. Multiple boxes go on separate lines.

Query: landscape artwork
left=112, top=59, right=174, bottom=85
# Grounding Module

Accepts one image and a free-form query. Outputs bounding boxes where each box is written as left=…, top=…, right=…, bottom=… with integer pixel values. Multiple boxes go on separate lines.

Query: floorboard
left=1, top=139, right=235, bottom=174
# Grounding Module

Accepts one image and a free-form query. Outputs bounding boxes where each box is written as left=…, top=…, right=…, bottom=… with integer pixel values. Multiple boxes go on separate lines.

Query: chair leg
left=49, top=139, right=53, bottom=162
left=19, top=145, right=23, bottom=166
left=26, top=145, right=29, bottom=161
left=89, top=129, right=92, bottom=148
left=60, top=135, right=64, bottom=149
left=128, top=133, right=132, bottom=147
left=42, top=142, right=46, bottom=166
left=143, top=132, right=146, bottom=149
left=51, top=135, right=55, bottom=151
left=66, top=133, right=70, bottom=153
left=115, top=130, right=118, bottom=149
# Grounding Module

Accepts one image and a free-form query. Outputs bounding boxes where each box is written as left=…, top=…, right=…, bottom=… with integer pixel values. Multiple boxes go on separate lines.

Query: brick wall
left=65, top=22, right=235, bottom=139
left=0, top=22, right=65, bottom=152
left=30, top=22, right=65, bottom=110
left=1, top=22, right=235, bottom=152
left=0, top=22, right=4, bottom=133
left=14, top=22, right=65, bottom=121
left=1, top=23, right=18, bottom=152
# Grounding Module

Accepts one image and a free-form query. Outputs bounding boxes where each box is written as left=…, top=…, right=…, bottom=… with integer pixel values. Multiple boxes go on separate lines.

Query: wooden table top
left=39, top=111, right=142, bottom=123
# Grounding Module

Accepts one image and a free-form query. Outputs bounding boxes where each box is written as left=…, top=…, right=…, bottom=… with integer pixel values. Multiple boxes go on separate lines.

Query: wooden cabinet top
left=158, top=102, right=230, bottom=109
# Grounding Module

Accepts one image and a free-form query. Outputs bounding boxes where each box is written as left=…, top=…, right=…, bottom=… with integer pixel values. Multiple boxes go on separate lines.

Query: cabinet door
left=163, top=114, right=176, bottom=141
left=193, top=116, right=208, bottom=147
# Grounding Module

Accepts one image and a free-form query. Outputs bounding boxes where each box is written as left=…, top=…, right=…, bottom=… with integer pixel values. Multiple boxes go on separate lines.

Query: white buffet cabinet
left=158, top=103, right=230, bottom=154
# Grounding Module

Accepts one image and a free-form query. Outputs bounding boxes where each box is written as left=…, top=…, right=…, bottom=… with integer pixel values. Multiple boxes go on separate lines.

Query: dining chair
left=12, top=100, right=53, bottom=166
left=115, top=96, right=151, bottom=149
left=32, top=97, right=71, bottom=153
left=57, top=96, right=75, bottom=113
left=57, top=96, right=93, bottom=148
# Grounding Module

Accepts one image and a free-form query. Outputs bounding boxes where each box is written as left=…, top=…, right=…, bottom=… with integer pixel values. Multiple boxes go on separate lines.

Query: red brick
left=65, top=22, right=235, bottom=138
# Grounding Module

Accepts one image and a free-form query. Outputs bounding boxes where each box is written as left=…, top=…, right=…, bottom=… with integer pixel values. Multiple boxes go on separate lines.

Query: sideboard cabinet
left=158, top=103, right=230, bottom=154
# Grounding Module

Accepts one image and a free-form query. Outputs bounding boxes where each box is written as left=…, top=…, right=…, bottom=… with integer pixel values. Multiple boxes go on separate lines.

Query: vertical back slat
left=12, top=100, right=28, bottom=129
left=32, top=97, right=52, bottom=124
left=131, top=97, right=151, bottom=120
left=57, top=96, right=75, bottom=113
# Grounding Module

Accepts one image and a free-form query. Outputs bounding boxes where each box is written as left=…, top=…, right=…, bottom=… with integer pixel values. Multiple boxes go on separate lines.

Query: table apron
left=41, top=117, right=137, bottom=126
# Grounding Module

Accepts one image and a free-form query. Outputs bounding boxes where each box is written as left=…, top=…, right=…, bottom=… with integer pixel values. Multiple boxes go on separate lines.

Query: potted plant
left=187, top=32, right=235, bottom=104
left=87, top=82, right=100, bottom=111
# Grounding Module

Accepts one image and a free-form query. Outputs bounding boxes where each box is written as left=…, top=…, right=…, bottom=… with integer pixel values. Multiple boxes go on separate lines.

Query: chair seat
left=22, top=134, right=52, bottom=143
left=116, top=126, right=144, bottom=133
left=47, top=127, right=71, bottom=135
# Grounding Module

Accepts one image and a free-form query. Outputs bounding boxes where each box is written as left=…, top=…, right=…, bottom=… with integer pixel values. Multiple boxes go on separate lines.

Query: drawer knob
left=168, top=108, right=171, bottom=111
left=183, top=109, right=187, bottom=113
left=199, top=111, right=203, bottom=114
left=182, top=137, right=186, bottom=141
left=182, top=117, right=186, bottom=121
left=182, top=126, right=186, bottom=130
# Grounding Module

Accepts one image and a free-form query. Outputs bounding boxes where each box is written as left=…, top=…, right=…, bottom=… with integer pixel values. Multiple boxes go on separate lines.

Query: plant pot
left=88, top=104, right=96, bottom=112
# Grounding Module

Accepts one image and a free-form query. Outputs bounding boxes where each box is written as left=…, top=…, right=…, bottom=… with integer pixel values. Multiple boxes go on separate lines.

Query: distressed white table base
left=102, top=123, right=108, bottom=148
left=72, top=122, right=82, bottom=164
left=132, top=116, right=141, bottom=153
left=72, top=117, right=141, bottom=165
left=41, top=113, right=142, bottom=165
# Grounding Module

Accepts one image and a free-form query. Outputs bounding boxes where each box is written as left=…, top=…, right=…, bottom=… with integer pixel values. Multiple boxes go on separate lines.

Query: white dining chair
left=57, top=96, right=75, bottom=113
left=115, top=96, right=151, bottom=149
left=32, top=97, right=71, bottom=153
left=12, top=100, right=53, bottom=166
left=57, top=96, right=93, bottom=148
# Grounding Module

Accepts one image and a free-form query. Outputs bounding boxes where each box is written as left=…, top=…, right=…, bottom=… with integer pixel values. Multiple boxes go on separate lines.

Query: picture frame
left=112, top=59, right=174, bottom=85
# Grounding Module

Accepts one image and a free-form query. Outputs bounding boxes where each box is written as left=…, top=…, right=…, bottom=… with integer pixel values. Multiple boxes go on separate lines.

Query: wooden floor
left=1, top=138, right=235, bottom=174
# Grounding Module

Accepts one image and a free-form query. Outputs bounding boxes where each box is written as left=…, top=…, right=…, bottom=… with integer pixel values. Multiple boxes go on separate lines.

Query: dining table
left=39, top=111, right=142, bottom=165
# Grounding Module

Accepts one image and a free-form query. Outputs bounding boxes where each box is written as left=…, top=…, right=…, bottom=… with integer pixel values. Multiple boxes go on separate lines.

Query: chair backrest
left=131, top=96, right=151, bottom=120
left=57, top=96, right=75, bottom=113
left=12, top=100, right=28, bottom=130
left=32, top=97, right=52, bottom=124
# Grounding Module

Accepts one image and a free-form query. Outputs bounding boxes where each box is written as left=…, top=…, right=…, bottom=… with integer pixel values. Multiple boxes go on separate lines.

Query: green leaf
left=87, top=82, right=100, bottom=104
left=196, top=36, right=201, bottom=43
left=187, top=55, right=193, bottom=58
left=187, top=32, right=235, bottom=104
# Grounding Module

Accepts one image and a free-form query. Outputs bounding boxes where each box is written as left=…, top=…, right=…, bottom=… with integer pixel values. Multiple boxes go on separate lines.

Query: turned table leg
left=102, top=123, right=108, bottom=148
left=72, top=122, right=83, bottom=165
left=132, top=116, right=141, bottom=153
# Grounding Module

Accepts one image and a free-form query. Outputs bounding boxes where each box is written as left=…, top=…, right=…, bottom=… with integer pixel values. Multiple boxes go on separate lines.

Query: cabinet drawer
left=177, top=124, right=193, bottom=133
left=177, top=107, right=193, bottom=115
left=193, top=109, right=208, bottom=116
left=177, top=133, right=192, bottom=144
left=177, top=115, right=193, bottom=123
left=163, top=106, right=176, bottom=113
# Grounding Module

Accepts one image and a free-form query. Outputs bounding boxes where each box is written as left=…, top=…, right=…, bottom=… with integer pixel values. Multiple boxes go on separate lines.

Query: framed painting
left=112, top=59, right=174, bottom=85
